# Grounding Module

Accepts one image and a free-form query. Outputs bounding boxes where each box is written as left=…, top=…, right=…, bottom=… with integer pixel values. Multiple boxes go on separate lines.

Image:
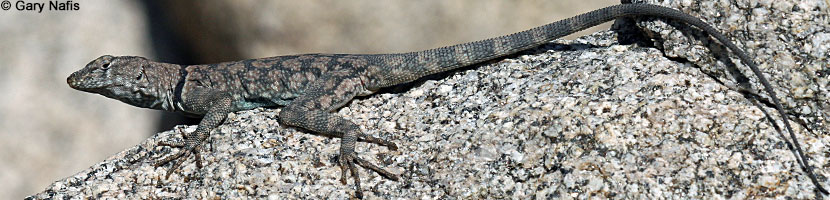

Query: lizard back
left=180, top=54, right=382, bottom=113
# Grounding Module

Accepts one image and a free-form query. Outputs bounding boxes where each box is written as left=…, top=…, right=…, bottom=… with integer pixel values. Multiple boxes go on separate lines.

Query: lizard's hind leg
left=278, top=71, right=399, bottom=198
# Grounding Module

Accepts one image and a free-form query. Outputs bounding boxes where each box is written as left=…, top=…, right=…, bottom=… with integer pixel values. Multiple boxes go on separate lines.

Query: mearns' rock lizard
left=66, top=3, right=827, bottom=198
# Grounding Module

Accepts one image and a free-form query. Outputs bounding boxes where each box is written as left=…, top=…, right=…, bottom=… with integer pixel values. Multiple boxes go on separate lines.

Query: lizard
left=66, top=3, right=827, bottom=198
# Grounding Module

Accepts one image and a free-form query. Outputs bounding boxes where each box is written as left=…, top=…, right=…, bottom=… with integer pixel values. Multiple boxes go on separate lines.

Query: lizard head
left=68, top=55, right=174, bottom=109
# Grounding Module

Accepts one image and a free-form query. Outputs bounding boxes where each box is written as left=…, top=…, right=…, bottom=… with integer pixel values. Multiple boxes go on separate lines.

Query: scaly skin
left=66, top=3, right=827, bottom=198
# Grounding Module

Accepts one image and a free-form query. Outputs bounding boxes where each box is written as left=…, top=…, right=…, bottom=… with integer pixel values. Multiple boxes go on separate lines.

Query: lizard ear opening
left=136, top=66, right=145, bottom=81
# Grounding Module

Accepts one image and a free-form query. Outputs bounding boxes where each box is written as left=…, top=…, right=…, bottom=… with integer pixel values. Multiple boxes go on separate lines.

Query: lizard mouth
left=67, top=74, right=92, bottom=90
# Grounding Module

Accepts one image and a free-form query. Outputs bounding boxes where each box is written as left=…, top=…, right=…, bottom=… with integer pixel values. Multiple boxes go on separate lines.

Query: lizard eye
left=101, top=62, right=110, bottom=69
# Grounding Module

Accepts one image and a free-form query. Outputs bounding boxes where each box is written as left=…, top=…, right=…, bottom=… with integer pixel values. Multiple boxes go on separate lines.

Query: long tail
left=378, top=4, right=727, bottom=82
left=378, top=3, right=828, bottom=194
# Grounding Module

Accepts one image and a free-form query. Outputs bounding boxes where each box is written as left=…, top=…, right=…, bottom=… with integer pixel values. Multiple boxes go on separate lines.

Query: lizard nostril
left=67, top=75, right=74, bottom=86
left=67, top=73, right=81, bottom=88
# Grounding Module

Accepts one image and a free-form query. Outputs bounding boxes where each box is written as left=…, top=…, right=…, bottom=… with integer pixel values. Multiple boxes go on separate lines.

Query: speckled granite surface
left=29, top=0, right=829, bottom=199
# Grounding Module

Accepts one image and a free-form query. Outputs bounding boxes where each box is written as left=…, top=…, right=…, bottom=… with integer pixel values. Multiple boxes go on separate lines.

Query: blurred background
left=0, top=0, right=614, bottom=198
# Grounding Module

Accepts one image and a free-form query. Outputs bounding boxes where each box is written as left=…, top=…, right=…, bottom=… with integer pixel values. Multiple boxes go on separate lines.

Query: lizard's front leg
left=154, top=88, right=232, bottom=179
left=278, top=72, right=398, bottom=198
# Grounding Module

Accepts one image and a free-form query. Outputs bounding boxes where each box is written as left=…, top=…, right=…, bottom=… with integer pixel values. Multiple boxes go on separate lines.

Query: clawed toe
left=353, top=156, right=398, bottom=181
left=357, top=133, right=398, bottom=151
left=385, top=142, right=398, bottom=151
left=157, top=141, right=184, bottom=148
left=338, top=152, right=398, bottom=198
left=153, top=150, right=183, bottom=167
left=157, top=130, right=188, bottom=147
left=153, top=146, right=205, bottom=179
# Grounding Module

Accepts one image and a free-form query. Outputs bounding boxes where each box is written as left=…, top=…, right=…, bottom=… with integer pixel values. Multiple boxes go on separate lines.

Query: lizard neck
left=145, top=61, right=187, bottom=112
left=168, top=64, right=188, bottom=112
